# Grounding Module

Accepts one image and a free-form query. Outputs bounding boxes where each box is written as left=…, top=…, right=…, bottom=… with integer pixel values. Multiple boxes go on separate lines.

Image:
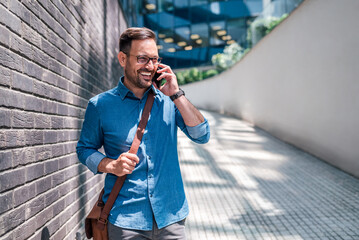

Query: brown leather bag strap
left=96, top=91, right=156, bottom=230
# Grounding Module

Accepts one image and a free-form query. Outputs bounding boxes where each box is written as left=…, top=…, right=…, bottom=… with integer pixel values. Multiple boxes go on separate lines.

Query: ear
left=118, top=52, right=127, bottom=67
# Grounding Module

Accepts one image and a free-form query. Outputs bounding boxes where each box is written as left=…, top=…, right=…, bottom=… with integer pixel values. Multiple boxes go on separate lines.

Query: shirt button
left=150, top=194, right=153, bottom=198
left=148, top=156, right=151, bottom=160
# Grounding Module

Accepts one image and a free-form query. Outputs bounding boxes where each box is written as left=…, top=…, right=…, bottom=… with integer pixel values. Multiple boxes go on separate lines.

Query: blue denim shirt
left=76, top=78, right=210, bottom=230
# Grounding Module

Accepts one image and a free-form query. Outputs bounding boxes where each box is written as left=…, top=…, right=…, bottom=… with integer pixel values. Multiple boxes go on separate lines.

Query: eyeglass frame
left=122, top=51, right=162, bottom=65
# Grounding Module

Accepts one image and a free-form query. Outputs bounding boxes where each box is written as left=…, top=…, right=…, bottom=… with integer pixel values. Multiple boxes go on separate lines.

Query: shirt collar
left=116, top=76, right=158, bottom=100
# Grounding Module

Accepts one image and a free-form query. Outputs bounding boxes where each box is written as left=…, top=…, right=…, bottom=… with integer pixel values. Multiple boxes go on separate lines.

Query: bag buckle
left=97, top=217, right=108, bottom=225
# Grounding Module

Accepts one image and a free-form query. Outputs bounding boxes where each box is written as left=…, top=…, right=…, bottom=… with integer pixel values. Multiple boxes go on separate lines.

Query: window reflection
left=119, top=0, right=262, bottom=69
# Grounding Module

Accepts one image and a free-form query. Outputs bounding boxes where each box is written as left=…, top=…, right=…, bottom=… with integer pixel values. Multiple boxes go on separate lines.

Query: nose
left=145, top=59, right=155, bottom=70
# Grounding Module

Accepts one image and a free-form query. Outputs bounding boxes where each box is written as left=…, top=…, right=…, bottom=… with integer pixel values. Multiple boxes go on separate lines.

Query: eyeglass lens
left=137, top=56, right=161, bottom=65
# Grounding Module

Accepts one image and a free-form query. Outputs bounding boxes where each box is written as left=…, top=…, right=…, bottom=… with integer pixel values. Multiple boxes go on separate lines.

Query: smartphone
left=152, top=67, right=162, bottom=88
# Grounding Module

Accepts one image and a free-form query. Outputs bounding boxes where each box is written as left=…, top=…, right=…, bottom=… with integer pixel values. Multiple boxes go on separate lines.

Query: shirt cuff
left=186, top=119, right=209, bottom=139
left=86, top=151, right=106, bottom=174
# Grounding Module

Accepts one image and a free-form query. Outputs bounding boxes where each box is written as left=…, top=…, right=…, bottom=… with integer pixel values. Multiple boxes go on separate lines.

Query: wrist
left=98, top=157, right=113, bottom=174
left=170, top=88, right=185, bottom=101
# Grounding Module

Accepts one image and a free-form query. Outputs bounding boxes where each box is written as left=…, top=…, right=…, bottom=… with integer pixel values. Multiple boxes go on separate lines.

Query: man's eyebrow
left=137, top=54, right=159, bottom=58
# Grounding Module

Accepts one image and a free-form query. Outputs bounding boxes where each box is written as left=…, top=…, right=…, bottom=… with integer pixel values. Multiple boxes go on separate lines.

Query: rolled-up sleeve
left=76, top=100, right=106, bottom=174
left=175, top=107, right=210, bottom=144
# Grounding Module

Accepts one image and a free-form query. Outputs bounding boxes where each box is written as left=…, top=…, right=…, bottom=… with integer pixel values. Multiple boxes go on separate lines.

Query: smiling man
left=76, top=27, right=210, bottom=239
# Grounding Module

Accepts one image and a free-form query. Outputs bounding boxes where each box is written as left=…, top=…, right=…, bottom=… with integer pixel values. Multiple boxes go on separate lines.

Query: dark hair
left=119, top=27, right=156, bottom=54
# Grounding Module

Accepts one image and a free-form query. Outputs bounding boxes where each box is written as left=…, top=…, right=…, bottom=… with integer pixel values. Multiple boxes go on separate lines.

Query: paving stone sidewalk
left=178, top=110, right=359, bottom=240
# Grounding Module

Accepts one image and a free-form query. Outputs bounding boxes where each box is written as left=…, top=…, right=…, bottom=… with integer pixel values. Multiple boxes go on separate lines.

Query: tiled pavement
left=178, top=110, right=359, bottom=240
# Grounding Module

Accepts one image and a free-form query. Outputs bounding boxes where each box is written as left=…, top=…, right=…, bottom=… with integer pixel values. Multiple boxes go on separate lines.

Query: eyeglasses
left=124, top=53, right=162, bottom=65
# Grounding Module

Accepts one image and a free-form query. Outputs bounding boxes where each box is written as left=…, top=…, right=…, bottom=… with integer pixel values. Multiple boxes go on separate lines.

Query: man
left=76, top=27, right=210, bottom=239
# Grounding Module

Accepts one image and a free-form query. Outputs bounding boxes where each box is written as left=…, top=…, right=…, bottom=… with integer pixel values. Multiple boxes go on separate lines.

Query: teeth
left=140, top=72, right=151, bottom=76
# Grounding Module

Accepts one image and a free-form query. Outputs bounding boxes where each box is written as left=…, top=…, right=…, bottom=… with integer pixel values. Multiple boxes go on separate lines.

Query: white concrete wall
left=182, top=0, right=359, bottom=178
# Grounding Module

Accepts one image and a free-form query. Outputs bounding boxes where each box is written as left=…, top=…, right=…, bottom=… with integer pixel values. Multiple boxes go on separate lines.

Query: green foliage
left=247, top=13, right=289, bottom=47
left=175, top=68, right=219, bottom=85
left=211, top=43, right=245, bottom=71
left=202, top=69, right=218, bottom=79
left=266, top=13, right=289, bottom=34
left=175, top=43, right=247, bottom=85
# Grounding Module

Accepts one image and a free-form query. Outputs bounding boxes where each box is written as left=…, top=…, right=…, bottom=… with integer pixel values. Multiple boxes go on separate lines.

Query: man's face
left=122, top=39, right=159, bottom=90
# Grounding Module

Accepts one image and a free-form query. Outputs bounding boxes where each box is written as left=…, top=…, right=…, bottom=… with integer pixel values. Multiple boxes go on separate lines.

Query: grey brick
left=0, top=0, right=8, bottom=8
left=68, top=106, right=83, bottom=118
left=29, top=11, right=47, bottom=37
left=0, top=191, right=13, bottom=214
left=0, top=4, right=21, bottom=33
left=23, top=59, right=43, bottom=81
left=51, top=116, right=64, bottom=129
left=13, top=221, right=37, bottom=240
left=0, top=23, right=10, bottom=47
left=0, top=108, right=11, bottom=128
left=9, top=33, right=33, bottom=59
left=64, top=141, right=76, bottom=154
left=57, top=76, right=69, bottom=90
left=12, top=71, right=33, bottom=94
left=43, top=101, right=58, bottom=114
left=45, top=159, right=58, bottom=174
left=35, top=146, right=52, bottom=161
left=64, top=118, right=79, bottom=129
left=61, top=67, right=73, bottom=83
left=57, top=103, right=69, bottom=116
left=9, top=0, right=30, bottom=23
left=41, top=70, right=58, bottom=86
left=25, top=195, right=44, bottom=219
left=0, top=66, right=11, bottom=87
left=32, top=45, right=49, bottom=68
left=0, top=88, right=25, bottom=109
left=52, top=144, right=64, bottom=158
left=0, top=205, right=26, bottom=235
left=21, top=0, right=40, bottom=16
left=36, top=0, right=48, bottom=10
left=0, top=132, right=6, bottom=149
left=56, top=48, right=67, bottom=66
left=48, top=58, right=62, bottom=75
left=12, top=110, right=34, bottom=128
left=24, top=94, right=43, bottom=112
left=63, top=164, right=77, bottom=180
left=0, top=47, right=23, bottom=72
left=58, top=155, right=75, bottom=170
left=51, top=171, right=65, bottom=187
left=57, top=130, right=68, bottom=142
left=26, top=162, right=44, bottom=182
left=12, top=147, right=35, bottom=166
left=45, top=32, right=59, bottom=54
left=41, top=38, right=58, bottom=61
left=5, top=130, right=26, bottom=148
left=46, top=216, right=61, bottom=236
left=25, top=130, right=43, bottom=145
left=44, top=189, right=58, bottom=206
left=44, top=130, right=57, bottom=144
left=69, top=129, right=80, bottom=141
left=0, top=168, right=26, bottom=192
left=49, top=87, right=65, bottom=102
left=13, top=182, right=36, bottom=206
left=34, top=114, right=51, bottom=129
left=36, top=176, right=51, bottom=194
left=33, top=80, right=51, bottom=98
left=0, top=150, right=12, bottom=170
left=35, top=205, right=52, bottom=230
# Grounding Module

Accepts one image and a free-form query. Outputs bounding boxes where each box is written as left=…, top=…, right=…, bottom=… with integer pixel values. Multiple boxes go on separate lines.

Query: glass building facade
left=119, top=0, right=263, bottom=69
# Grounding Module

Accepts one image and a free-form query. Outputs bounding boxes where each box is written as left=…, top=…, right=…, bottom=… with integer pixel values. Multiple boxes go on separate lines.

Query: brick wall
left=0, top=0, right=127, bottom=239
